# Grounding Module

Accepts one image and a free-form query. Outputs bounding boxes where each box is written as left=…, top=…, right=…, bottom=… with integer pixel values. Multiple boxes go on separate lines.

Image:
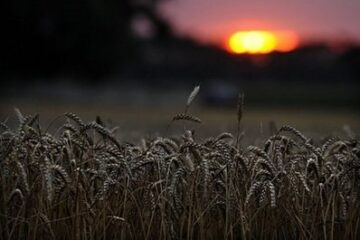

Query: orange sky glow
left=160, top=0, right=360, bottom=53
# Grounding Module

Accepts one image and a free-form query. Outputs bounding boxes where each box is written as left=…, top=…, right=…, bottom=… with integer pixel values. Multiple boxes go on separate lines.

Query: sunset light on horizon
left=228, top=31, right=277, bottom=54
left=226, top=30, right=299, bottom=54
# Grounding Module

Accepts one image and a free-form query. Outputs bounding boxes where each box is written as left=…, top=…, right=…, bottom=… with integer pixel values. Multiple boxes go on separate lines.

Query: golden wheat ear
left=172, top=113, right=201, bottom=124
left=185, top=85, right=200, bottom=114
left=14, top=107, right=24, bottom=123
left=167, top=85, right=201, bottom=132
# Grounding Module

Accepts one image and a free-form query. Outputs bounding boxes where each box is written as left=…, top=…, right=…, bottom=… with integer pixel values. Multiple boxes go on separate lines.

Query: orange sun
left=227, top=30, right=298, bottom=54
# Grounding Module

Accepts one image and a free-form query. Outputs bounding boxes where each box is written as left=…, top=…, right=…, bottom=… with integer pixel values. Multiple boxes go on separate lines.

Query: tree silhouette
left=1, top=0, right=174, bottom=78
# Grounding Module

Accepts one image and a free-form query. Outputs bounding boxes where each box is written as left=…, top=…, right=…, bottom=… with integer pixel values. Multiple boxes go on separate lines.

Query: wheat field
left=0, top=89, right=359, bottom=240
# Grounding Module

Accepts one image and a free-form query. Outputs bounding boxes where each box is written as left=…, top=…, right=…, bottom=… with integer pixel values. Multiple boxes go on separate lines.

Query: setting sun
left=227, top=30, right=298, bottom=54
left=229, top=31, right=277, bottom=54
left=228, top=31, right=277, bottom=54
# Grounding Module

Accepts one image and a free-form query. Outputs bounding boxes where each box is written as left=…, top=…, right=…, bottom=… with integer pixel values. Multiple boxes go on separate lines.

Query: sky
left=160, top=0, right=360, bottom=46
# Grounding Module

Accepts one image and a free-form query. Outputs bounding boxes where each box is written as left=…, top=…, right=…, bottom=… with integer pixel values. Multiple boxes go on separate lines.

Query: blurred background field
left=1, top=90, right=358, bottom=145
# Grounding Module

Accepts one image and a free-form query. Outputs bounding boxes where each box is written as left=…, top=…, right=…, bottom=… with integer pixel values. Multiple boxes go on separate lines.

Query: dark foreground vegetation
left=0, top=90, right=359, bottom=240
